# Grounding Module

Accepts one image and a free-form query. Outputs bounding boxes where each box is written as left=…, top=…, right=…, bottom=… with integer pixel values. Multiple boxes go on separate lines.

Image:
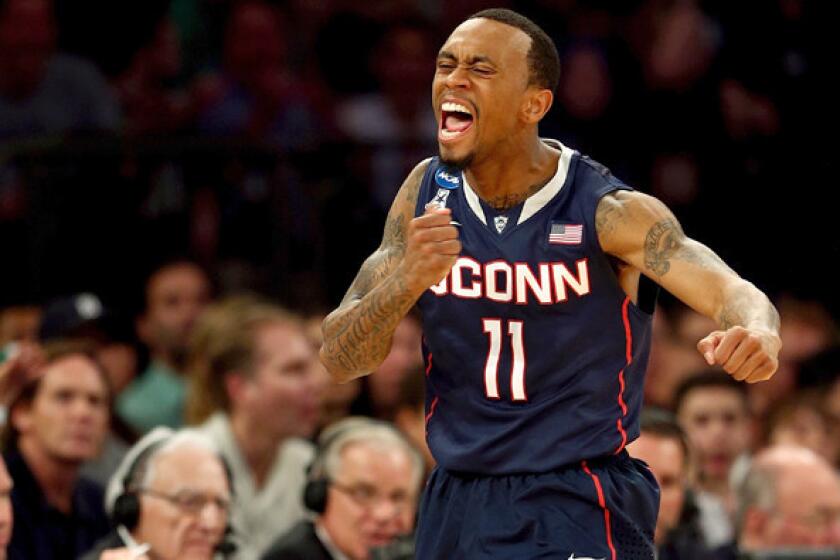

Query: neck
left=230, top=411, right=283, bottom=489
left=465, top=134, right=558, bottom=210
left=18, top=437, right=80, bottom=514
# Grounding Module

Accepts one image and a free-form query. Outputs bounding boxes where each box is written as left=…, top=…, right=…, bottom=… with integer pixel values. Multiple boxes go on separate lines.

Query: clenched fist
left=697, top=326, right=781, bottom=383
left=398, top=205, right=461, bottom=293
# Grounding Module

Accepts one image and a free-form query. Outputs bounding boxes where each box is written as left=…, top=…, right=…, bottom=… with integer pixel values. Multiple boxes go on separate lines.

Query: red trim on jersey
left=614, top=296, right=633, bottom=454
left=582, top=461, right=617, bottom=560
left=425, top=353, right=433, bottom=377
left=425, top=396, right=439, bottom=426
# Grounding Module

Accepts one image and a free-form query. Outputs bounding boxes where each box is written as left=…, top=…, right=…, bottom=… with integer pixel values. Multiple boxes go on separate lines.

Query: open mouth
left=439, top=101, right=474, bottom=141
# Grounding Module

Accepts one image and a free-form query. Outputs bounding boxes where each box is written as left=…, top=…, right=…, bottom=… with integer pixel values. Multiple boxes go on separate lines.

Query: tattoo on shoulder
left=644, top=218, right=684, bottom=276
left=595, top=194, right=624, bottom=237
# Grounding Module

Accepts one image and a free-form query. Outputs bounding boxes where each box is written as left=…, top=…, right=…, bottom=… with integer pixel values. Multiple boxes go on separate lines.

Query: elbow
left=319, top=346, right=363, bottom=384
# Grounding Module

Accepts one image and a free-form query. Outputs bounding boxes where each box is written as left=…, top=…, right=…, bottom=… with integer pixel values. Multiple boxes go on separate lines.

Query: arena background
left=0, top=0, right=836, bottom=319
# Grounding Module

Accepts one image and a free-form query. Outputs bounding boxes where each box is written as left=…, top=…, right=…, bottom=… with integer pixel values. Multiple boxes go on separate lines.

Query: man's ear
left=740, top=507, right=769, bottom=545
left=521, top=88, right=554, bottom=124
left=224, top=371, right=248, bottom=406
left=10, top=401, right=33, bottom=435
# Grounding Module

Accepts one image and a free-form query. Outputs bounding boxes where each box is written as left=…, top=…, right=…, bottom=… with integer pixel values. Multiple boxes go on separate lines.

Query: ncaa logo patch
left=435, top=168, right=461, bottom=190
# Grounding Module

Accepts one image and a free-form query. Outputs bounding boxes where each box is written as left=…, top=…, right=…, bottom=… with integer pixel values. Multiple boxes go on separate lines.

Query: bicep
left=597, top=191, right=741, bottom=318
left=337, top=158, right=430, bottom=306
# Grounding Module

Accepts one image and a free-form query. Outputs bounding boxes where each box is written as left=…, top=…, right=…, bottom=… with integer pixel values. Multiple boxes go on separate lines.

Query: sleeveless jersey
left=415, top=139, right=654, bottom=475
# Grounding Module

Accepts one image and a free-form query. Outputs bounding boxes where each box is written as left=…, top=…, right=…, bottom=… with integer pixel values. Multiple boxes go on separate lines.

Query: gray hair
left=105, top=427, right=224, bottom=515
left=316, top=417, right=425, bottom=494
left=735, top=461, right=778, bottom=533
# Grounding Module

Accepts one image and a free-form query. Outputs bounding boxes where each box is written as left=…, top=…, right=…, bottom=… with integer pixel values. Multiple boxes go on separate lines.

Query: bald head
left=738, top=445, right=840, bottom=550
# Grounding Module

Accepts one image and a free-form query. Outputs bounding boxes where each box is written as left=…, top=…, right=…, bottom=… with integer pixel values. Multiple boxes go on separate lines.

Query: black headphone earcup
left=303, top=479, right=329, bottom=513
left=112, top=492, right=141, bottom=530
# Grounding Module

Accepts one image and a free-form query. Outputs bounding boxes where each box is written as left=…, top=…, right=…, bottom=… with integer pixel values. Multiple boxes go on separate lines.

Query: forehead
left=147, top=264, right=208, bottom=297
left=681, top=386, right=745, bottom=414
left=40, top=355, right=107, bottom=393
left=150, top=445, right=229, bottom=492
left=631, top=434, right=685, bottom=469
left=339, top=442, right=415, bottom=482
left=441, top=18, right=531, bottom=67
left=255, top=321, right=310, bottom=359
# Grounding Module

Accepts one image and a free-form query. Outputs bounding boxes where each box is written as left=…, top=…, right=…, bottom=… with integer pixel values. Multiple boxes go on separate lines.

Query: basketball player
left=320, top=9, right=780, bottom=559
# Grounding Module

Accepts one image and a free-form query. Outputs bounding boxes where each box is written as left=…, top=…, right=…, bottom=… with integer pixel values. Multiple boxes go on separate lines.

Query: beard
left=439, top=149, right=474, bottom=171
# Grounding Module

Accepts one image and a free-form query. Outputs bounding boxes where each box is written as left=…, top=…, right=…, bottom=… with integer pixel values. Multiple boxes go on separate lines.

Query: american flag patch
left=549, top=223, right=583, bottom=245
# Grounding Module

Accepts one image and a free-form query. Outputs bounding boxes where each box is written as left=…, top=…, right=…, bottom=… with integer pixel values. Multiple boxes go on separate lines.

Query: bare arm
left=596, top=190, right=781, bottom=382
left=320, top=159, right=461, bottom=382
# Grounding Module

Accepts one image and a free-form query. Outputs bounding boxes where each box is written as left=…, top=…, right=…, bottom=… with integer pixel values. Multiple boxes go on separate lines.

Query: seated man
left=675, top=370, right=752, bottom=549
left=3, top=341, right=111, bottom=559
left=83, top=428, right=232, bottom=560
left=261, top=418, right=424, bottom=560
left=629, top=408, right=723, bottom=560
left=737, top=444, right=840, bottom=551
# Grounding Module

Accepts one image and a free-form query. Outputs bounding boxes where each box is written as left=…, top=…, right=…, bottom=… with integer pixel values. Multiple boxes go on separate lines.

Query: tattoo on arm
left=323, top=160, right=426, bottom=377
left=644, top=219, right=684, bottom=276
left=717, top=282, right=781, bottom=332
left=595, top=194, right=624, bottom=238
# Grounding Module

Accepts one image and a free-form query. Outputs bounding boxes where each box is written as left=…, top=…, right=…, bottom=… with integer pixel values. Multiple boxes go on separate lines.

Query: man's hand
left=398, top=205, right=461, bottom=293
left=0, top=341, right=45, bottom=406
left=697, top=326, right=781, bottom=383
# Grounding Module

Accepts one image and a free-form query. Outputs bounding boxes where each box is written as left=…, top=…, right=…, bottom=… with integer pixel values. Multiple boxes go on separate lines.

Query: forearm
left=717, top=279, right=780, bottom=334
left=320, top=266, right=421, bottom=383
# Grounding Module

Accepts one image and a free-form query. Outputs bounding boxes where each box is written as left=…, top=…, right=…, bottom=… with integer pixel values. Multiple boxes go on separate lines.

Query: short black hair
left=673, top=369, right=749, bottom=416
left=467, top=8, right=560, bottom=93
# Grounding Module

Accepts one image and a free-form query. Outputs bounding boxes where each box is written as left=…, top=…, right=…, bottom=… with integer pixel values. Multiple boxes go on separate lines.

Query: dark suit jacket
left=261, top=521, right=334, bottom=560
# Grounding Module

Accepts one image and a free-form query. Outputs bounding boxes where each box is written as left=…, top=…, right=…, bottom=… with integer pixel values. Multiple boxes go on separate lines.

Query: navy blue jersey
left=415, top=140, right=654, bottom=475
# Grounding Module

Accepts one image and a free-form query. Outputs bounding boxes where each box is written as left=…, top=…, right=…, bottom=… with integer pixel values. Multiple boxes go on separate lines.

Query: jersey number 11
left=482, top=318, right=527, bottom=402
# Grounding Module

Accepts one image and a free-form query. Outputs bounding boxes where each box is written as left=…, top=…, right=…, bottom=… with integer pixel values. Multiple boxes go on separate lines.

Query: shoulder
left=595, top=189, right=679, bottom=254
left=261, top=521, right=327, bottom=560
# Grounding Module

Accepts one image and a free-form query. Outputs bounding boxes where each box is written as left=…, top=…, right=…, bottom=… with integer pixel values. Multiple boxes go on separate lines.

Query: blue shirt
left=4, top=449, right=110, bottom=560
left=416, top=140, right=654, bottom=475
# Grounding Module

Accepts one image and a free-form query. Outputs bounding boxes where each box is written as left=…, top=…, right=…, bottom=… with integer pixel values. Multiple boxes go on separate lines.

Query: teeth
left=440, top=128, right=466, bottom=139
left=442, top=101, right=471, bottom=115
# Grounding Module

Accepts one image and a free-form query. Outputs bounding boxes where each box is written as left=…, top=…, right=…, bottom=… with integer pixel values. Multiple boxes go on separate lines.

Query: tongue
left=445, top=114, right=472, bottom=132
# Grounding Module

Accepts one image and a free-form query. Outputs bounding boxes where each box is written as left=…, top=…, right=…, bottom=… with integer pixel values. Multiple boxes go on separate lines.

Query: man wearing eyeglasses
left=83, top=430, right=233, bottom=560
left=262, top=419, right=424, bottom=560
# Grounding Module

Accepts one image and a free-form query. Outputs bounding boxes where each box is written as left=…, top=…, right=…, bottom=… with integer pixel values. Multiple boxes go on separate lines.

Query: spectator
left=261, top=417, right=423, bottom=560
left=629, top=408, right=720, bottom=560
left=0, top=340, right=44, bottom=421
left=36, top=292, right=144, bottom=485
left=0, top=455, right=11, bottom=560
left=737, top=445, right=840, bottom=550
left=0, top=0, right=119, bottom=138
left=763, top=391, right=838, bottom=467
left=0, top=305, right=41, bottom=346
left=303, top=313, right=359, bottom=432
left=2, top=341, right=110, bottom=559
left=675, top=371, right=751, bottom=549
left=115, top=18, right=197, bottom=136
left=83, top=428, right=232, bottom=560
left=351, top=314, right=423, bottom=421
left=391, top=365, right=434, bottom=476
left=117, top=260, right=211, bottom=434
left=187, top=295, right=324, bottom=557
left=196, top=0, right=326, bottom=148
left=749, top=296, right=839, bottom=420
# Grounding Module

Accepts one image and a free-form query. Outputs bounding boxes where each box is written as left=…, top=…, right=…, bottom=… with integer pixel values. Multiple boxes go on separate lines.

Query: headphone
left=303, top=417, right=415, bottom=514
left=107, top=427, right=238, bottom=556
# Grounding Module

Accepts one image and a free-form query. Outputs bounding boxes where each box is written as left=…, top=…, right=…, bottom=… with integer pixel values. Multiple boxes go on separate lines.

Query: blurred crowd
left=1, top=0, right=838, bottom=558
